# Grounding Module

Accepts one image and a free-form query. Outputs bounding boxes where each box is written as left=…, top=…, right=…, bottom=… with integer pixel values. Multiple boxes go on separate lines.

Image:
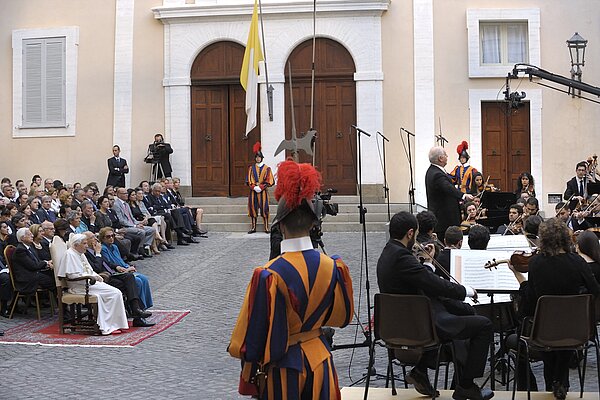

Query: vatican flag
left=240, top=0, right=264, bottom=137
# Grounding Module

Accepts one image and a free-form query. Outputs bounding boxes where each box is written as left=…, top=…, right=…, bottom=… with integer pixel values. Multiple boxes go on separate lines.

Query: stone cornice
left=153, top=0, right=389, bottom=22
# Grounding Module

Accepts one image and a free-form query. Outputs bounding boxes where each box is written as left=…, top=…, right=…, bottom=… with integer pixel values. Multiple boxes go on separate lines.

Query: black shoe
left=185, top=236, right=199, bottom=244
left=452, top=384, right=494, bottom=400
left=131, top=308, right=152, bottom=319
left=552, top=382, right=567, bottom=400
left=177, top=240, right=190, bottom=246
left=0, top=330, right=4, bottom=336
left=248, top=229, right=256, bottom=234
left=406, top=368, right=439, bottom=397
left=132, top=317, right=155, bottom=327
left=165, top=243, right=175, bottom=250
left=0, top=310, right=9, bottom=318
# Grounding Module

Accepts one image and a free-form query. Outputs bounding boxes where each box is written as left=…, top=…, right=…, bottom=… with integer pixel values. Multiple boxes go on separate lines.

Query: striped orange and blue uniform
left=246, top=163, right=275, bottom=218
left=229, top=250, right=354, bottom=399
left=451, top=164, right=478, bottom=194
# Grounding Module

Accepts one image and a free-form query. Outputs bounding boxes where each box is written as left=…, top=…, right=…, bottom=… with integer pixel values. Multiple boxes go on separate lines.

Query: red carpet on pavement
left=0, top=310, right=190, bottom=347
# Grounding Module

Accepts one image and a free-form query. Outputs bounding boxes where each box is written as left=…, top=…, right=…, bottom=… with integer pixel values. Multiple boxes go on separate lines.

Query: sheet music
left=460, top=234, right=531, bottom=250
left=450, top=249, right=523, bottom=304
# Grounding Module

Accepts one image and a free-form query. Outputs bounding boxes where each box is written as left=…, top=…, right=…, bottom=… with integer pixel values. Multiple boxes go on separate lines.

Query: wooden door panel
left=191, top=86, right=228, bottom=196
left=229, top=85, right=257, bottom=197
left=481, top=102, right=530, bottom=192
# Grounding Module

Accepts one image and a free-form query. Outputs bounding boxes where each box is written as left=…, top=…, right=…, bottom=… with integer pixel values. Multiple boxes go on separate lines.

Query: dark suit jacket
left=564, top=176, right=586, bottom=200
left=377, top=240, right=474, bottom=339
left=36, top=207, right=57, bottom=223
left=11, top=243, right=50, bottom=293
left=37, top=239, right=51, bottom=261
left=425, top=164, right=464, bottom=238
left=106, top=157, right=129, bottom=188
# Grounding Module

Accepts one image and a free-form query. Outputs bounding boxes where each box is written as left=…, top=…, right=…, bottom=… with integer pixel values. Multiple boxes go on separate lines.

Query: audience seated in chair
left=56, top=233, right=129, bottom=335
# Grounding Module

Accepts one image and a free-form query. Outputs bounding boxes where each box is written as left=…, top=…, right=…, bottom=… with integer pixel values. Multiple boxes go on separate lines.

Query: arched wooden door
left=190, top=41, right=259, bottom=197
left=285, top=38, right=357, bottom=194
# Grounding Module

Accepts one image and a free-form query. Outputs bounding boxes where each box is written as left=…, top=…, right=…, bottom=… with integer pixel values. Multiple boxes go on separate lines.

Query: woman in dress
left=57, top=233, right=129, bottom=335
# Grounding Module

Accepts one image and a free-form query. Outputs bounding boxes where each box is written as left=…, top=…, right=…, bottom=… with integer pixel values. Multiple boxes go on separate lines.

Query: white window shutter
left=22, top=37, right=65, bottom=127
left=44, top=38, right=65, bottom=124
left=23, top=40, right=43, bottom=124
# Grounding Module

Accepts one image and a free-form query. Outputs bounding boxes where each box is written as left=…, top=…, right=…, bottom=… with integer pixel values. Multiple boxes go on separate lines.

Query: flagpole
left=257, top=0, right=274, bottom=121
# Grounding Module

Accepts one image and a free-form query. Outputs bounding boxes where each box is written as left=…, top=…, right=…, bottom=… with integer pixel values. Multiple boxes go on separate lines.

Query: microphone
left=377, top=131, right=389, bottom=142
left=351, top=125, right=372, bottom=137
left=401, top=127, right=415, bottom=137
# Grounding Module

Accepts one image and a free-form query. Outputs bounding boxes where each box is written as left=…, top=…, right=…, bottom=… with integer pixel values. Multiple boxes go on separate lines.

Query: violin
left=484, top=249, right=538, bottom=273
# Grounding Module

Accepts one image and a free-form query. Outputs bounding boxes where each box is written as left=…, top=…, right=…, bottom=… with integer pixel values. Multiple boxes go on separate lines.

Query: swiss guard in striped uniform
left=229, top=159, right=355, bottom=399
left=246, top=142, right=275, bottom=234
left=451, top=140, right=478, bottom=194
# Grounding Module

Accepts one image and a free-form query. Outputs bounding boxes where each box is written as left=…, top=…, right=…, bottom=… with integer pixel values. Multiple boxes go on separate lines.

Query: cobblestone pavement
left=0, top=231, right=597, bottom=399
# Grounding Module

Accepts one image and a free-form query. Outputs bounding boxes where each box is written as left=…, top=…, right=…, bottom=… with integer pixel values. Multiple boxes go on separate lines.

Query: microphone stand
left=378, top=131, right=391, bottom=221
left=351, top=125, right=376, bottom=400
left=401, top=127, right=416, bottom=213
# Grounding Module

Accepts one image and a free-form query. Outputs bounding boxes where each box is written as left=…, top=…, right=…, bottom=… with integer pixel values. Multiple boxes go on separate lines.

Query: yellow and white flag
left=240, top=0, right=264, bottom=136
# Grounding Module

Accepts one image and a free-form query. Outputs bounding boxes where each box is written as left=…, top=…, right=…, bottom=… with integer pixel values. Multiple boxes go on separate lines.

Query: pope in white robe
left=57, top=234, right=129, bottom=335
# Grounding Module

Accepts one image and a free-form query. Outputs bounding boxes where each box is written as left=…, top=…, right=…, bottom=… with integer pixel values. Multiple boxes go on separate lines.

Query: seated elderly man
left=83, top=232, right=154, bottom=327
left=113, top=187, right=155, bottom=257
left=56, top=234, right=129, bottom=335
left=11, top=227, right=55, bottom=294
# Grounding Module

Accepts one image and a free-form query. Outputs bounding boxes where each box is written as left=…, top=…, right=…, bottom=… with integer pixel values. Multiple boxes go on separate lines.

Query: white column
left=413, top=0, right=435, bottom=208
left=165, top=83, right=192, bottom=185
left=113, top=0, right=135, bottom=187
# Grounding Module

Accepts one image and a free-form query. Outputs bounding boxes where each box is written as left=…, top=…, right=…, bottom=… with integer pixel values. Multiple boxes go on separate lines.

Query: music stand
left=481, top=191, right=516, bottom=213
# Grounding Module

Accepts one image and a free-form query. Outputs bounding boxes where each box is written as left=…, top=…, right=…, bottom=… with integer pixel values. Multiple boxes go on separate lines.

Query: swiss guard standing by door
left=451, top=140, right=478, bottom=194
left=246, top=142, right=274, bottom=234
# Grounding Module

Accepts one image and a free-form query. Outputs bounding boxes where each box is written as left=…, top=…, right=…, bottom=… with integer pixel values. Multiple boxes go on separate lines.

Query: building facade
left=1, top=0, right=599, bottom=216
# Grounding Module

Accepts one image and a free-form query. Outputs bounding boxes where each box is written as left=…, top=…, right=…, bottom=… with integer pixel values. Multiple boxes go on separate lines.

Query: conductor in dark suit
left=377, top=212, right=493, bottom=400
left=425, top=146, right=474, bottom=241
left=146, top=133, right=173, bottom=178
left=106, top=145, right=129, bottom=188
left=11, top=228, right=55, bottom=293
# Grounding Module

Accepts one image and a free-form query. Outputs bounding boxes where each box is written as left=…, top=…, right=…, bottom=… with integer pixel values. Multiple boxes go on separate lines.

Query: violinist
left=471, top=196, right=487, bottom=218
left=515, top=172, right=536, bottom=199
left=467, top=224, right=490, bottom=250
left=435, top=226, right=464, bottom=281
left=506, top=218, right=599, bottom=397
left=524, top=215, right=543, bottom=247
left=496, top=204, right=524, bottom=235
left=576, top=231, right=600, bottom=284
left=555, top=201, right=590, bottom=232
left=564, top=161, right=589, bottom=207
left=416, top=211, right=444, bottom=258
left=460, top=201, right=477, bottom=233
left=523, top=197, right=540, bottom=219
left=376, top=212, right=493, bottom=400
left=469, top=172, right=499, bottom=195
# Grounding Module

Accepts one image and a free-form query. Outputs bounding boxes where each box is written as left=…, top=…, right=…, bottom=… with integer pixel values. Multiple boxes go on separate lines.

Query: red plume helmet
left=253, top=141, right=264, bottom=160
left=456, top=140, right=470, bottom=161
left=273, top=158, right=322, bottom=223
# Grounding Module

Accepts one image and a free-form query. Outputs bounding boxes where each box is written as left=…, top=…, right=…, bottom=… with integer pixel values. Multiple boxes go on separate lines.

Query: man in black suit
left=146, top=133, right=173, bottom=178
left=564, top=161, right=589, bottom=207
left=37, top=195, right=57, bottom=223
left=377, top=212, right=493, bottom=400
left=106, top=145, right=129, bottom=188
left=11, top=228, right=55, bottom=293
left=425, top=146, right=473, bottom=241
left=556, top=201, right=591, bottom=231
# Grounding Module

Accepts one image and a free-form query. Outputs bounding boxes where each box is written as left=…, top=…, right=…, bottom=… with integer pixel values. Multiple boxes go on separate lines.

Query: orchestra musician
left=377, top=211, right=493, bottom=400
left=507, top=218, right=600, bottom=398
left=586, top=154, right=599, bottom=183
left=564, top=161, right=589, bottom=207
left=435, top=226, right=463, bottom=281
left=467, top=224, right=491, bottom=250
left=524, top=215, right=543, bottom=247
left=450, top=141, right=478, bottom=194
left=555, top=201, right=591, bottom=232
left=416, top=211, right=443, bottom=258
left=523, top=197, right=540, bottom=219
left=515, top=172, right=536, bottom=199
left=496, top=204, right=524, bottom=235
left=460, top=201, right=477, bottom=233
left=469, top=172, right=500, bottom=195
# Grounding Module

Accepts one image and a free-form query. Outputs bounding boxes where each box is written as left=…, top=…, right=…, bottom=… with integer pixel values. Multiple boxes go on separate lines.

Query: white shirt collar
left=256, top=161, right=265, bottom=168
left=431, top=163, right=447, bottom=172
left=280, top=236, right=314, bottom=253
